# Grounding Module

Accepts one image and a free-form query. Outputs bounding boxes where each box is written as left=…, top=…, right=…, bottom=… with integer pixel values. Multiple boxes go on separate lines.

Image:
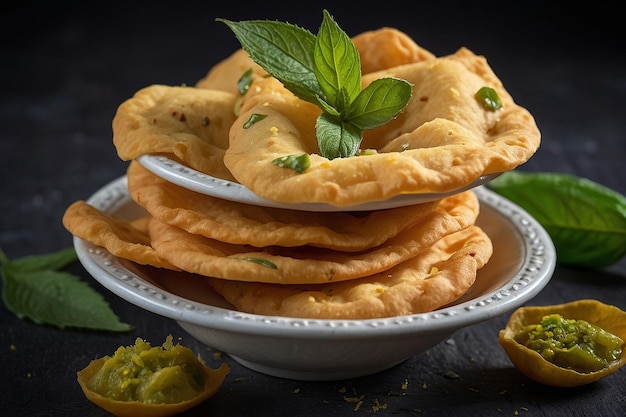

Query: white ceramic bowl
left=137, top=154, right=501, bottom=211
left=74, top=176, right=556, bottom=381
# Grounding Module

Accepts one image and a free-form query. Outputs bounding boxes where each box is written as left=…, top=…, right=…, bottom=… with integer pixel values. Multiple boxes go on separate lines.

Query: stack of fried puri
left=63, top=28, right=541, bottom=319
left=64, top=162, right=491, bottom=319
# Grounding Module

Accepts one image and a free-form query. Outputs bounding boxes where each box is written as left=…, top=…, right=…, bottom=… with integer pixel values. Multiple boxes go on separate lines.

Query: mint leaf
left=218, top=9, right=413, bottom=161
left=6, top=246, right=77, bottom=273
left=316, top=113, right=362, bottom=159
left=487, top=171, right=626, bottom=267
left=0, top=247, right=133, bottom=331
left=216, top=18, right=321, bottom=104
left=346, top=77, right=413, bottom=130
left=313, top=10, right=361, bottom=110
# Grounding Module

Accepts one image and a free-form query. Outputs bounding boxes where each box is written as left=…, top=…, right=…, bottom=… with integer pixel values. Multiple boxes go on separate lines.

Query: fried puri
left=62, top=200, right=177, bottom=270
left=112, top=85, right=237, bottom=181
left=112, top=27, right=539, bottom=207
left=63, top=184, right=479, bottom=285
left=207, top=225, right=492, bottom=319
left=126, top=161, right=439, bottom=251
left=224, top=47, right=539, bottom=206
left=61, top=26, right=519, bottom=319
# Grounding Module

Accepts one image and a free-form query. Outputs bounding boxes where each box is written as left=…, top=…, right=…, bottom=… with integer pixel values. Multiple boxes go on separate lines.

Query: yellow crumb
left=401, top=379, right=409, bottom=390
left=372, top=399, right=388, bottom=411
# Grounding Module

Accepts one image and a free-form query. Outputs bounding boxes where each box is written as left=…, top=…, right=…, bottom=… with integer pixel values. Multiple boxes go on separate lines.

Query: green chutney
left=87, top=335, right=207, bottom=404
left=515, top=313, right=624, bottom=373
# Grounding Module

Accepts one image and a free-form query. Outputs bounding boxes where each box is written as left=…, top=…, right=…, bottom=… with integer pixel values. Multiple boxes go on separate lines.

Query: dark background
left=1, top=1, right=625, bottom=416
left=2, top=1, right=625, bottom=234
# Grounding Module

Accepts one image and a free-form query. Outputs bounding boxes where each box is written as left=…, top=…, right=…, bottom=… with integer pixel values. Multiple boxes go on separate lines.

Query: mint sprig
left=0, top=247, right=133, bottom=332
left=217, top=10, right=413, bottom=160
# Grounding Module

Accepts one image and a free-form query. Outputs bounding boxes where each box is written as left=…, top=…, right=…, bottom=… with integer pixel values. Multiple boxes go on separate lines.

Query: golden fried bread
left=63, top=185, right=479, bottom=285
left=112, top=85, right=237, bottom=181
left=224, top=47, right=540, bottom=206
left=112, top=29, right=539, bottom=208
left=195, top=49, right=268, bottom=93
left=61, top=26, right=524, bottom=319
left=147, top=191, right=479, bottom=284
left=62, top=200, right=177, bottom=270
left=351, top=27, right=436, bottom=74
left=126, top=161, right=439, bottom=251
left=207, top=225, right=492, bottom=319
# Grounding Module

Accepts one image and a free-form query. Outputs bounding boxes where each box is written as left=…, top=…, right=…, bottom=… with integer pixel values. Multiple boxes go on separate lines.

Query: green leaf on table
left=486, top=171, right=626, bottom=267
left=217, top=9, right=413, bottom=161
left=0, top=247, right=133, bottom=331
left=7, top=246, right=78, bottom=273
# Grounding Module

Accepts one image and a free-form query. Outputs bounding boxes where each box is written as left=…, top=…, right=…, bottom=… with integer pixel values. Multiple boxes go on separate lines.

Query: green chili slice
left=272, top=154, right=311, bottom=173
left=243, top=113, right=268, bottom=129
left=475, top=86, right=502, bottom=111
left=240, top=257, right=277, bottom=269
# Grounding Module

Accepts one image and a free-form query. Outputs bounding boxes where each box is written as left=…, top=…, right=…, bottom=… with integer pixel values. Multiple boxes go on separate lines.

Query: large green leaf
left=1, top=247, right=133, bottom=331
left=487, top=171, right=626, bottom=267
left=216, top=18, right=321, bottom=104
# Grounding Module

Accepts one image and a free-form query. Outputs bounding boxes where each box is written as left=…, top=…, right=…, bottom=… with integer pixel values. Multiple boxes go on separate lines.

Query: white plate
left=74, top=176, right=556, bottom=381
left=137, top=154, right=501, bottom=211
